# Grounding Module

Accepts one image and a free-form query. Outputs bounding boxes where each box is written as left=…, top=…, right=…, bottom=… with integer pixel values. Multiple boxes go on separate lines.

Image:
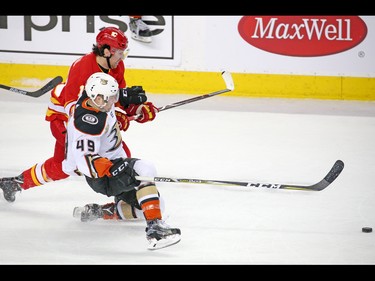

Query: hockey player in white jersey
left=63, top=72, right=180, bottom=250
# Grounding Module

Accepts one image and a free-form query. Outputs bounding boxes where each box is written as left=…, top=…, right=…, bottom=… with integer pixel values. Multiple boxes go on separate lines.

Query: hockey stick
left=136, top=160, right=344, bottom=192
left=0, top=76, right=63, bottom=98
left=128, top=71, right=234, bottom=121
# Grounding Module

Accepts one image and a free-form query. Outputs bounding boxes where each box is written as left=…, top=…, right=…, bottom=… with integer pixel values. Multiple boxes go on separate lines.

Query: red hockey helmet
left=96, top=27, right=128, bottom=51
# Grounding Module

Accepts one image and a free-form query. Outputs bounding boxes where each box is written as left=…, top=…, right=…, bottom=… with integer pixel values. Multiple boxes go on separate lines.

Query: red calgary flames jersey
left=46, top=52, right=126, bottom=123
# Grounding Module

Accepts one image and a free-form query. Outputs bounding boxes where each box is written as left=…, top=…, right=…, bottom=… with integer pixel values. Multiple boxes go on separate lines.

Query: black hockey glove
left=118, top=86, right=147, bottom=108
left=109, top=158, right=140, bottom=187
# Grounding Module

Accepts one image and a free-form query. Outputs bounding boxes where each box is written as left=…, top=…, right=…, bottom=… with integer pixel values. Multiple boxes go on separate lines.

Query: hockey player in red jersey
left=64, top=73, right=180, bottom=250
left=0, top=26, right=158, bottom=202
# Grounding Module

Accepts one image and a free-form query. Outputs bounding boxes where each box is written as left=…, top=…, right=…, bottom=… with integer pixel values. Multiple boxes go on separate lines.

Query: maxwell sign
left=238, top=16, right=368, bottom=57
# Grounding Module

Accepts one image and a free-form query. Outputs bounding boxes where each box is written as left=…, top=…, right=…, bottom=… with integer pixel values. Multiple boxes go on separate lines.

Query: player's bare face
left=110, top=48, right=129, bottom=68
left=101, top=95, right=118, bottom=112
left=92, top=94, right=118, bottom=112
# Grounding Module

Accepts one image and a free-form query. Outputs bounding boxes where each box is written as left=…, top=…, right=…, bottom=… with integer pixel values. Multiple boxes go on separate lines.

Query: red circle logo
left=238, top=16, right=368, bottom=57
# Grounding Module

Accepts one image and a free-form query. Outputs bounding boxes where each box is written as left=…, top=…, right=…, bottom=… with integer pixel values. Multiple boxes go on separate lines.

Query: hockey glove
left=118, top=86, right=147, bottom=108
left=109, top=158, right=140, bottom=187
left=128, top=102, right=158, bottom=123
left=115, top=110, right=130, bottom=131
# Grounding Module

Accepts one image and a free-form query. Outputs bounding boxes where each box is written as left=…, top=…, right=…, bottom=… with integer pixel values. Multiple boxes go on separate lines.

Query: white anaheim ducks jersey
left=62, top=91, right=126, bottom=178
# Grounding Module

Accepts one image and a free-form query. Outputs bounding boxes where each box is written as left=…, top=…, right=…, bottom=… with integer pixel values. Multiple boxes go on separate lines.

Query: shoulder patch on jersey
left=82, top=113, right=99, bottom=125
left=74, top=106, right=107, bottom=136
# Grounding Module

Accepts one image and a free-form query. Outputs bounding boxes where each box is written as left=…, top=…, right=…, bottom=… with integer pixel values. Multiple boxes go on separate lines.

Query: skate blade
left=147, top=234, right=181, bottom=250
left=131, top=34, right=152, bottom=43
left=73, top=207, right=83, bottom=218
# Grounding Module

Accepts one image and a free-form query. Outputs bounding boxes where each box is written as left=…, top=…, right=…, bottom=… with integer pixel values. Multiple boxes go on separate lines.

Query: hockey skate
left=0, top=175, right=23, bottom=202
left=146, top=219, right=181, bottom=250
left=129, top=18, right=152, bottom=43
left=73, top=202, right=118, bottom=222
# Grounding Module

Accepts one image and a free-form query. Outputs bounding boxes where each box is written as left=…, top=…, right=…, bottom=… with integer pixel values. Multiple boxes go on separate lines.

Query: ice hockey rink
left=0, top=88, right=375, bottom=265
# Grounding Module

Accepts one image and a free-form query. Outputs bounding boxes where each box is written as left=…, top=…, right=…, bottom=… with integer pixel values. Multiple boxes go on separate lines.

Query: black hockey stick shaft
left=0, top=76, right=63, bottom=98
left=136, top=160, right=344, bottom=192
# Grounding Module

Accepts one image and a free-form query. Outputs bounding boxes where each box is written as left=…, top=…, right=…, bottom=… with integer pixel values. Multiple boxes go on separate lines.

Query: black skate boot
left=129, top=17, right=152, bottom=43
left=146, top=219, right=181, bottom=250
left=0, top=175, right=23, bottom=202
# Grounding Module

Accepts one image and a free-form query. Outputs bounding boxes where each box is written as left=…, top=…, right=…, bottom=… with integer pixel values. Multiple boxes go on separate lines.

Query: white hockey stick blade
left=221, top=71, right=234, bottom=91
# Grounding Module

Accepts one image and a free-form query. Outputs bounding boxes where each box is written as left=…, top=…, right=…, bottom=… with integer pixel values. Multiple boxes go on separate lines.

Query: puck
left=362, top=227, right=372, bottom=233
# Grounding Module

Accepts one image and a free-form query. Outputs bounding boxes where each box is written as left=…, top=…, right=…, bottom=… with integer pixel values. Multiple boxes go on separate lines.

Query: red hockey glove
left=134, top=102, right=158, bottom=123
left=115, top=110, right=130, bottom=131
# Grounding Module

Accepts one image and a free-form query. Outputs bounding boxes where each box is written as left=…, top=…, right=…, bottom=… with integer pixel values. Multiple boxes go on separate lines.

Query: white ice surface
left=0, top=90, right=374, bottom=265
